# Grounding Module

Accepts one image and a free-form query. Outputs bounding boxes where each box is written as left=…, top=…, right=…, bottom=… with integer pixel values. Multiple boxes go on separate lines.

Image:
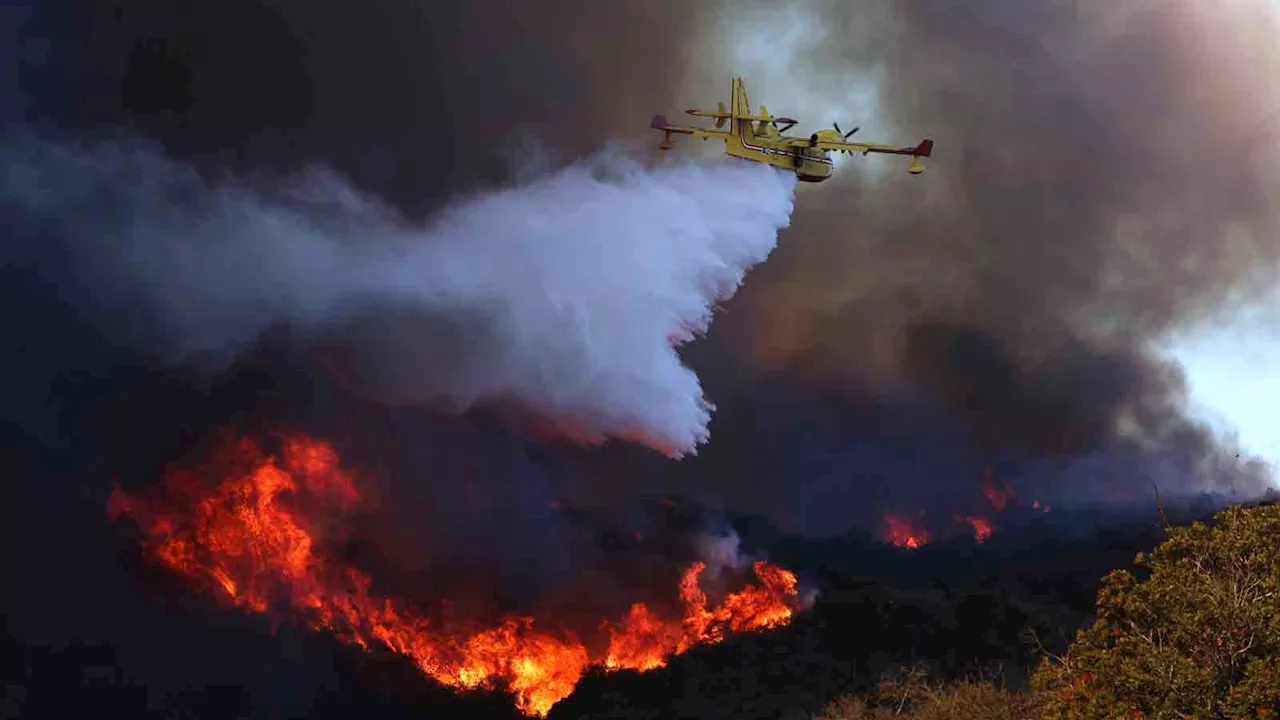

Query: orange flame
left=960, top=515, right=994, bottom=544
left=882, top=515, right=931, bottom=549
left=108, top=433, right=800, bottom=716
left=602, top=559, right=794, bottom=672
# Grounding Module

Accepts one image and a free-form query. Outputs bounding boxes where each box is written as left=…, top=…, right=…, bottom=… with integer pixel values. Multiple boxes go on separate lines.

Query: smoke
left=7, top=2, right=1280, bottom=713
left=649, top=0, right=1280, bottom=522
left=9, top=0, right=1280, bottom=537
left=715, top=0, right=1280, bottom=387
left=1, top=132, right=796, bottom=457
left=694, top=530, right=750, bottom=575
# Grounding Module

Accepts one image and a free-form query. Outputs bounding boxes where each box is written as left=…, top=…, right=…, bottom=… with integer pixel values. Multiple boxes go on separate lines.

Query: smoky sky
left=6, top=0, right=1279, bottom=568
left=737, top=1, right=1280, bottom=360
left=686, top=1, right=1280, bottom=519
left=5, top=1, right=1280, bottom=714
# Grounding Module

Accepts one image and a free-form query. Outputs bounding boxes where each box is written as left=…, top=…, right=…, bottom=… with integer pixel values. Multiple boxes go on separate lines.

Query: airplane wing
left=794, top=137, right=934, bottom=159
left=651, top=115, right=731, bottom=148
left=685, top=103, right=731, bottom=128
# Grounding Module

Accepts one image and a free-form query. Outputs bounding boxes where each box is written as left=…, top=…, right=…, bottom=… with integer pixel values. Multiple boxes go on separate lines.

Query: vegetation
left=814, top=664, right=1046, bottom=720
left=1031, top=502, right=1280, bottom=719
left=817, top=502, right=1280, bottom=720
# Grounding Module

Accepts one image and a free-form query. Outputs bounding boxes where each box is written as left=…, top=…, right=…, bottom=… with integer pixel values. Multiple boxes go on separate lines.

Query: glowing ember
left=960, top=515, right=994, bottom=544
left=981, top=468, right=1011, bottom=513
left=108, top=433, right=801, bottom=716
left=883, top=515, right=931, bottom=549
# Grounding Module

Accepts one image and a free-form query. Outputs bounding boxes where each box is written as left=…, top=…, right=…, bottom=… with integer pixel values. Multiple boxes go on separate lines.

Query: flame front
left=602, top=559, right=797, bottom=671
left=108, top=433, right=801, bottom=716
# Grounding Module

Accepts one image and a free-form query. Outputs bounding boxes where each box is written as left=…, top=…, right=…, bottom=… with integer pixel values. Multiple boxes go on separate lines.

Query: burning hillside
left=878, top=468, right=1056, bottom=549
left=107, top=432, right=802, bottom=716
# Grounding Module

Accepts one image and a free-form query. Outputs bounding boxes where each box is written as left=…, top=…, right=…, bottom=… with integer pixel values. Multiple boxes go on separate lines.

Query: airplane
left=650, top=77, right=933, bottom=182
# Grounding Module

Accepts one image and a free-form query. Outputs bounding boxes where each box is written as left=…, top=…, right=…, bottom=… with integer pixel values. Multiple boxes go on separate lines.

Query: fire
left=981, top=468, right=1011, bottom=513
left=108, top=432, right=801, bottom=716
left=960, top=515, right=994, bottom=544
left=883, top=515, right=931, bottom=549
left=875, top=472, right=1054, bottom=551
left=600, top=561, right=794, bottom=673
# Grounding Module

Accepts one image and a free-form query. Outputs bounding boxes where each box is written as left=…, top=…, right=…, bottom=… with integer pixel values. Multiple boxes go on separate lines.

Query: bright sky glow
left=1163, top=301, right=1280, bottom=485
left=698, top=2, right=894, bottom=175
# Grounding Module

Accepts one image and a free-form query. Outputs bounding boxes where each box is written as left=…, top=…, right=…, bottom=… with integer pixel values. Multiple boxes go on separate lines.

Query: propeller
left=812, top=123, right=858, bottom=148
left=766, top=114, right=798, bottom=134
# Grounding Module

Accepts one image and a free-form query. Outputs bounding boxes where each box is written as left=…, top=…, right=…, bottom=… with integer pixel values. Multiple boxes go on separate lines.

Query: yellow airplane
left=650, top=77, right=933, bottom=181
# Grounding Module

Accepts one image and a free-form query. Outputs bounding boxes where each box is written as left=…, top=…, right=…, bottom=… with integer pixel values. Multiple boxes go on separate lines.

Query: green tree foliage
left=1032, top=502, right=1280, bottom=719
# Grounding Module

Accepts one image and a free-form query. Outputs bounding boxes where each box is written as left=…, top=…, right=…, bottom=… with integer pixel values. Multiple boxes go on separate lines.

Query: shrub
left=1032, top=502, right=1280, bottom=719
left=814, top=666, right=1045, bottom=720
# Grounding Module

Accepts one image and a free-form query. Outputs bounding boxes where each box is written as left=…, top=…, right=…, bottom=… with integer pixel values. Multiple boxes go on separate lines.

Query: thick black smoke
left=6, top=0, right=1276, bottom=555
left=2, top=3, right=784, bottom=713
left=682, top=0, right=1280, bottom=523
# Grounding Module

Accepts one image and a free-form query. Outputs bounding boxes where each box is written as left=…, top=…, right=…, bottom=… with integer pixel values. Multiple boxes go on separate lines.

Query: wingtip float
left=651, top=77, right=934, bottom=181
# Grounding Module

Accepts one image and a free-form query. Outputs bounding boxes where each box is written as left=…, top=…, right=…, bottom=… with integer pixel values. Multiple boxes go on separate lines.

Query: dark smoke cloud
left=736, top=1, right=1280, bottom=353
left=4, top=1, right=1279, bottom=715
left=688, top=0, right=1280, bottom=511
left=6, top=0, right=1278, bottom=606
left=20, top=0, right=713, bottom=214
left=2, top=1, right=754, bottom=712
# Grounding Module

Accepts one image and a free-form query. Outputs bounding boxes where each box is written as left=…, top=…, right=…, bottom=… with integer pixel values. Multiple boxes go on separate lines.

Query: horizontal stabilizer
left=736, top=114, right=796, bottom=123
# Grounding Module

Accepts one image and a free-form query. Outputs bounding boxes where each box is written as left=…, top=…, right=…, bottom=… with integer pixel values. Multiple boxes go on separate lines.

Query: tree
left=1032, top=502, right=1280, bottom=719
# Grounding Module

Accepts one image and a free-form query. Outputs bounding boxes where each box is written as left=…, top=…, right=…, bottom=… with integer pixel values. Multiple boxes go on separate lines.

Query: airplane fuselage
left=725, top=129, right=834, bottom=183
left=722, top=81, right=833, bottom=182
left=691, top=127, right=835, bottom=181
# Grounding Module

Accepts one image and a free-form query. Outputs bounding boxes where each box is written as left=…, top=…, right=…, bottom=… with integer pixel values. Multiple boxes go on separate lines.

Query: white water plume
left=1, top=132, right=797, bottom=456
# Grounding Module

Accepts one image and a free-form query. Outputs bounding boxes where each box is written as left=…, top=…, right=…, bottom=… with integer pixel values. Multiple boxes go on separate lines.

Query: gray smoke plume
left=9, top=0, right=1280, bottom=527
left=664, top=0, right=1280, bottom=516
left=1, top=132, right=796, bottom=457
left=715, top=1, right=1280, bottom=369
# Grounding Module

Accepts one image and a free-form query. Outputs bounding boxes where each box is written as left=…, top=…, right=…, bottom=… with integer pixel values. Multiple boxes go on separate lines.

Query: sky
left=1166, top=0, right=1280, bottom=482
left=1166, top=298, right=1280, bottom=478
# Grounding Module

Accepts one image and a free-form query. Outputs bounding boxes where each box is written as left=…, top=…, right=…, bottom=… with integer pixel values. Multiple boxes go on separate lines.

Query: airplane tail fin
left=907, top=139, right=932, bottom=174
left=650, top=115, right=676, bottom=150
left=731, top=77, right=749, bottom=119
